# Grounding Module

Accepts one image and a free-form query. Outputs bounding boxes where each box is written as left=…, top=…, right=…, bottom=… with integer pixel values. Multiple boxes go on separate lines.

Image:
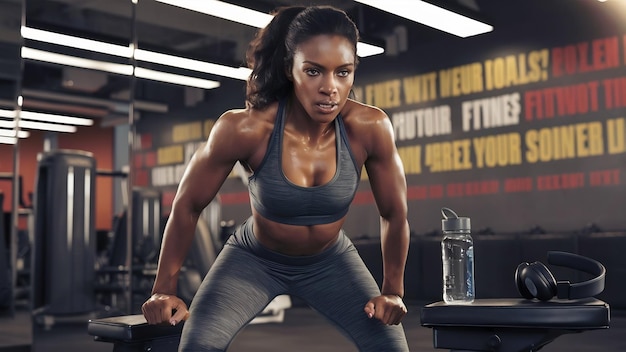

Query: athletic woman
left=142, top=6, right=410, bottom=351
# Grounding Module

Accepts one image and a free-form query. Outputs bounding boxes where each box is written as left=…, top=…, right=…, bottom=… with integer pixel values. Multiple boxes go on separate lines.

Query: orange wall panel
left=0, top=124, right=115, bottom=230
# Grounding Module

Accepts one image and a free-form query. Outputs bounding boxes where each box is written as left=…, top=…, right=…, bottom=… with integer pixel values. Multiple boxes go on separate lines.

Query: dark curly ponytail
left=246, top=6, right=359, bottom=109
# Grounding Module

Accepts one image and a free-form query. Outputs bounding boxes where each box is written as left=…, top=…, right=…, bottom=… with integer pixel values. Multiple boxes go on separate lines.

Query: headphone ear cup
left=515, top=263, right=534, bottom=299
left=516, top=261, right=558, bottom=301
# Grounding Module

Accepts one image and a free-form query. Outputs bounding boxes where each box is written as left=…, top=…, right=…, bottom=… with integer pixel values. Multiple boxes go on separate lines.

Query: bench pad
left=88, top=314, right=184, bottom=342
left=421, top=298, right=609, bottom=330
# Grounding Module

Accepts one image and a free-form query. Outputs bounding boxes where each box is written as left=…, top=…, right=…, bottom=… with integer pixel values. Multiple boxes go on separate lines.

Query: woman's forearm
left=380, top=216, right=410, bottom=297
left=151, top=205, right=200, bottom=295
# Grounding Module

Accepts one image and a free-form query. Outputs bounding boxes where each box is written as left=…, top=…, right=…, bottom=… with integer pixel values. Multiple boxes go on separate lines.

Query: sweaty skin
left=142, top=34, right=410, bottom=327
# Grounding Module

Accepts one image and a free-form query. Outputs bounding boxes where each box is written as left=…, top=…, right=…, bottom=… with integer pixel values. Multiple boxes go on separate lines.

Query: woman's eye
left=338, top=70, right=350, bottom=77
left=306, top=69, right=320, bottom=76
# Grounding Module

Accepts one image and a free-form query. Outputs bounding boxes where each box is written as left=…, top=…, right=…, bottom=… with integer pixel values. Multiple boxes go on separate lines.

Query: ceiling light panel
left=21, top=47, right=221, bottom=88
left=155, top=0, right=273, bottom=27
left=0, top=118, right=78, bottom=133
left=134, top=68, right=221, bottom=89
left=134, top=49, right=251, bottom=80
left=0, top=136, right=17, bottom=145
left=354, top=0, right=493, bottom=38
left=22, top=47, right=133, bottom=75
left=21, top=27, right=132, bottom=57
left=0, top=129, right=29, bottom=138
left=0, top=108, right=87, bottom=132
left=22, top=26, right=251, bottom=81
left=19, top=110, right=94, bottom=126
left=154, top=0, right=385, bottom=57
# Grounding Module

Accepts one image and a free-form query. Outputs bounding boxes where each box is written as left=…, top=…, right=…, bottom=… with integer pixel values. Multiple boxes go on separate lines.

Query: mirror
left=20, top=0, right=133, bottom=350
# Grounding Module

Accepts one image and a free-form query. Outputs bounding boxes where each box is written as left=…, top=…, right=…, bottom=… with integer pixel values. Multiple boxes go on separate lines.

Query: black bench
left=88, top=314, right=183, bottom=352
left=88, top=295, right=291, bottom=351
left=420, top=298, right=610, bottom=352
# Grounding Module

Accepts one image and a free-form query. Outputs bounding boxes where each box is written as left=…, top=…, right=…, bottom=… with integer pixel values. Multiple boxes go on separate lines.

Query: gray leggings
left=179, top=218, right=409, bottom=351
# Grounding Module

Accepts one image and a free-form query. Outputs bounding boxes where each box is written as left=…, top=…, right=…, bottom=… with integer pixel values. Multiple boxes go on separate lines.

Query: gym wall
left=351, top=10, right=626, bottom=236
left=130, top=2, right=626, bottom=239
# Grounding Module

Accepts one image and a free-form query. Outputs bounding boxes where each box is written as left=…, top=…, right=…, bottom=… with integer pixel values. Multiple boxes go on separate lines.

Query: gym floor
left=1, top=302, right=625, bottom=352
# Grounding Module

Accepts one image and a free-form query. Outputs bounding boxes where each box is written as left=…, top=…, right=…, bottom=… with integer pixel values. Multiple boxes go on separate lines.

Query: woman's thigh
left=292, top=247, right=409, bottom=352
left=179, top=245, right=286, bottom=351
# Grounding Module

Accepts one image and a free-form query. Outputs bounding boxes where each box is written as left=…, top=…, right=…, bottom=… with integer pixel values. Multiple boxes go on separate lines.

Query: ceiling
left=0, top=0, right=618, bottom=127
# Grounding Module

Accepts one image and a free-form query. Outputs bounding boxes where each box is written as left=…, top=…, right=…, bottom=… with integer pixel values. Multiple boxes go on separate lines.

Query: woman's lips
left=316, top=102, right=337, bottom=113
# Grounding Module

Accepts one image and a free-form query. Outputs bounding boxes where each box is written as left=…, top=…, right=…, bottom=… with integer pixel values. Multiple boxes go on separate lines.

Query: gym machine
left=31, top=150, right=97, bottom=328
left=94, top=172, right=164, bottom=315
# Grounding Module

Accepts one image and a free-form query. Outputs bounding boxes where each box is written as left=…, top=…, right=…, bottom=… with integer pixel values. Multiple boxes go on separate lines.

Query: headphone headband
left=547, top=251, right=606, bottom=299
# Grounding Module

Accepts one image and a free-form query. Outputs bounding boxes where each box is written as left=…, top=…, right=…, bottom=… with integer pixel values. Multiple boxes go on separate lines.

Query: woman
left=142, top=5, right=410, bottom=351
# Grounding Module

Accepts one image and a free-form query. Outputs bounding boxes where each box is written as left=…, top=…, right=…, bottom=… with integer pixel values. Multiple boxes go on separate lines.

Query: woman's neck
left=285, top=96, right=335, bottom=139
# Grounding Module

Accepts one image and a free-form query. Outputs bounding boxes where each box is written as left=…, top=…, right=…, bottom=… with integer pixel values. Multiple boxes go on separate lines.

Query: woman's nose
left=319, top=76, right=338, bottom=95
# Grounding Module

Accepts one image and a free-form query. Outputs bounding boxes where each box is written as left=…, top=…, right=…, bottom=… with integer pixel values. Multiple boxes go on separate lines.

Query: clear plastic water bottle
left=441, top=207, right=474, bottom=304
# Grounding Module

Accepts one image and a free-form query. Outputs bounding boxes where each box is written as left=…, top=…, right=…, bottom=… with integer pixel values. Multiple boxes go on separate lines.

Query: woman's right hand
left=141, top=293, right=189, bottom=326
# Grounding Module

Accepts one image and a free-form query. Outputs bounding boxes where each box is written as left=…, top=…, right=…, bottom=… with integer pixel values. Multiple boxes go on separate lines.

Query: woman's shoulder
left=216, top=102, right=280, bottom=135
left=220, top=102, right=279, bottom=123
left=339, top=99, right=395, bottom=160
left=207, top=102, right=280, bottom=162
left=341, top=99, right=388, bottom=124
left=341, top=99, right=391, bottom=135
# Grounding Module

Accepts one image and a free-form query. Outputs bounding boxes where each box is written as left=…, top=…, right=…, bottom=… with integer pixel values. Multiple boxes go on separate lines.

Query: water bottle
left=441, top=207, right=475, bottom=304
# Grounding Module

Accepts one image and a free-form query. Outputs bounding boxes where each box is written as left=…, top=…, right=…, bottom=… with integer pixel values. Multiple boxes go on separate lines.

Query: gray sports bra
left=248, top=100, right=361, bottom=226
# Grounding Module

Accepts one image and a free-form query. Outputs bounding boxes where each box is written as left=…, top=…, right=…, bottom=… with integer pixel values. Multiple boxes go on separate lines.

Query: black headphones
left=515, top=251, right=606, bottom=301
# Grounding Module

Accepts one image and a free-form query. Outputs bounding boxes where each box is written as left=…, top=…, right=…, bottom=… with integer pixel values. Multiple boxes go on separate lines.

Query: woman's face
left=290, top=34, right=356, bottom=123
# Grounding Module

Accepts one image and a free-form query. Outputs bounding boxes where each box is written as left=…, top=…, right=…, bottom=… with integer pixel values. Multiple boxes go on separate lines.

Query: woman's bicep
left=364, top=117, right=407, bottom=219
left=172, top=118, right=242, bottom=214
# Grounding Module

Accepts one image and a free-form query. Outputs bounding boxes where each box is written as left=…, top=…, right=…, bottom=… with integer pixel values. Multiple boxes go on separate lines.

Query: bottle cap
left=441, top=207, right=471, bottom=232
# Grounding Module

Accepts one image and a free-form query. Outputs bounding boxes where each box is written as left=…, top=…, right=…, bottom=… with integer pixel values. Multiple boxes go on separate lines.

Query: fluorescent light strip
left=134, top=50, right=251, bottom=80
left=0, top=119, right=78, bottom=133
left=135, top=67, right=221, bottom=89
left=154, top=0, right=385, bottom=57
left=0, top=136, right=17, bottom=144
left=21, top=110, right=93, bottom=126
left=0, top=108, right=93, bottom=126
left=0, top=109, right=15, bottom=119
left=21, top=27, right=132, bottom=57
left=21, top=47, right=221, bottom=89
left=22, top=47, right=133, bottom=75
left=1, top=109, right=84, bottom=132
left=0, top=128, right=30, bottom=138
left=354, top=0, right=492, bottom=38
left=22, top=26, right=250, bottom=80
left=155, top=0, right=273, bottom=28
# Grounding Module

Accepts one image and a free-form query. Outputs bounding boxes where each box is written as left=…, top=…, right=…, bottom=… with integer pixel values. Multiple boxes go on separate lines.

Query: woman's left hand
left=363, top=294, right=408, bottom=325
